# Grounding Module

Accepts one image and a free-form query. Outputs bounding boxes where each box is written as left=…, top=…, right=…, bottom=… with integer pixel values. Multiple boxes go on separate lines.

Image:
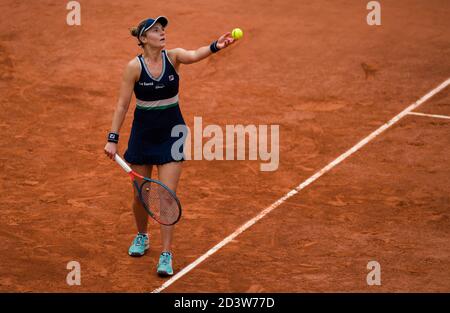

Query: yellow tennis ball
left=231, top=28, right=243, bottom=40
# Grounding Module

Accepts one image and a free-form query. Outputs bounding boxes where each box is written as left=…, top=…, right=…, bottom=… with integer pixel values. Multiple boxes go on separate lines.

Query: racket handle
left=114, top=154, right=132, bottom=173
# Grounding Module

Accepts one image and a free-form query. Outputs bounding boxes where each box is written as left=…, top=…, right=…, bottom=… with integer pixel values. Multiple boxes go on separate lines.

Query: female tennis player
left=104, top=16, right=236, bottom=276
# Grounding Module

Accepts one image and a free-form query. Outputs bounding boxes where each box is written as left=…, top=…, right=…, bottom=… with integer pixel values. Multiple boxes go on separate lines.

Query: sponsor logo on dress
left=169, top=75, right=174, bottom=81
left=139, top=82, right=154, bottom=86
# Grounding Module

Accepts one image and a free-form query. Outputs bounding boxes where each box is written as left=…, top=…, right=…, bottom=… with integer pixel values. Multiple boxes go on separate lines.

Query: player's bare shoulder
left=167, top=49, right=183, bottom=71
left=166, top=48, right=179, bottom=61
left=124, top=57, right=141, bottom=82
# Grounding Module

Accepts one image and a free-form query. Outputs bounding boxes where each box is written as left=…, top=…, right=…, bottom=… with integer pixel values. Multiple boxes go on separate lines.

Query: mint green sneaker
left=128, top=233, right=149, bottom=257
left=157, top=252, right=174, bottom=276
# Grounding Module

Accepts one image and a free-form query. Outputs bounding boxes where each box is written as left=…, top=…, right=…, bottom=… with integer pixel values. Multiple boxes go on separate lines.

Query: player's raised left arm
left=171, top=32, right=235, bottom=65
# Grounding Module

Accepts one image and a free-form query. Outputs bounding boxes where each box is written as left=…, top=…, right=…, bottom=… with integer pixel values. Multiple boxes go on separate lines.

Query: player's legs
left=130, top=164, right=153, bottom=233
left=128, top=164, right=153, bottom=257
left=156, top=161, right=183, bottom=253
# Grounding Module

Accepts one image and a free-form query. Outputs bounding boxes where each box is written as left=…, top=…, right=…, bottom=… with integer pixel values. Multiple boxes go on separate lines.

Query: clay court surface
left=0, top=0, right=449, bottom=292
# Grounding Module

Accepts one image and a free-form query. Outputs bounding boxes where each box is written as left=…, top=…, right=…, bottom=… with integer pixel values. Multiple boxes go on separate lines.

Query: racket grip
left=114, top=154, right=132, bottom=173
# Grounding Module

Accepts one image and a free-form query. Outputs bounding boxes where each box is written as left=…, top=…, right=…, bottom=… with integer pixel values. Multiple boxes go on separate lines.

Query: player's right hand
left=104, top=142, right=118, bottom=160
left=216, top=32, right=235, bottom=50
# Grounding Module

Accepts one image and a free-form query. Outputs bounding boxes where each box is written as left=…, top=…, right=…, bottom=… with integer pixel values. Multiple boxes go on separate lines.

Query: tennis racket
left=114, top=154, right=182, bottom=226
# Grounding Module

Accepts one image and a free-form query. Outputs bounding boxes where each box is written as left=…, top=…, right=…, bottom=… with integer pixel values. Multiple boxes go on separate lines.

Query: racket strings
left=140, top=181, right=180, bottom=225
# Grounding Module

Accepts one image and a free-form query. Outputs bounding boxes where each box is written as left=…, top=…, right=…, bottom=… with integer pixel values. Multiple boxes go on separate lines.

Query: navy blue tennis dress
left=124, top=50, right=187, bottom=165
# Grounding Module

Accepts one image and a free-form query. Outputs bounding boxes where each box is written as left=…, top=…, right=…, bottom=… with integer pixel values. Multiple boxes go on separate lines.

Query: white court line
left=152, top=78, right=450, bottom=293
left=407, top=112, right=450, bottom=120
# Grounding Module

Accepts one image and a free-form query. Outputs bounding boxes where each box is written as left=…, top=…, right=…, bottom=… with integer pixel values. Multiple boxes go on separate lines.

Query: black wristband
left=107, top=132, right=119, bottom=143
left=210, top=40, right=220, bottom=53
